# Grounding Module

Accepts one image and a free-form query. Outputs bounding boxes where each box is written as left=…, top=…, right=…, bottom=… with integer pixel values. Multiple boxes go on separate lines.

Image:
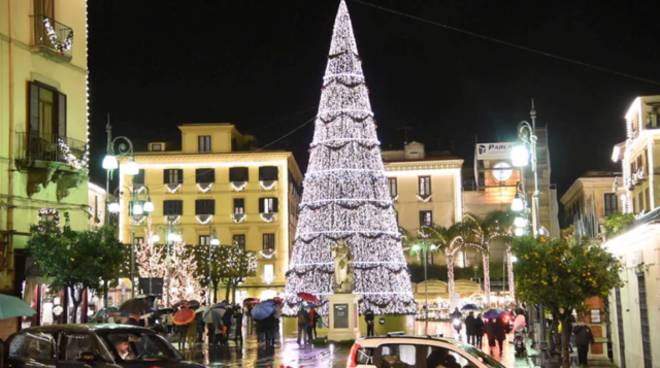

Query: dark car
left=2, top=324, right=203, bottom=368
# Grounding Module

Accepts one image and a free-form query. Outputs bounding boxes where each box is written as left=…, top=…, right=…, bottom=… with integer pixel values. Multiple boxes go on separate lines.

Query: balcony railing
left=33, top=15, right=73, bottom=60
left=16, top=132, right=85, bottom=166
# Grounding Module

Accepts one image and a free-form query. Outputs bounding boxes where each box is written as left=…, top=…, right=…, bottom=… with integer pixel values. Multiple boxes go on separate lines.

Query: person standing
left=465, top=311, right=476, bottom=345
left=297, top=307, right=309, bottom=345
left=474, top=314, right=485, bottom=348
left=233, top=306, right=243, bottom=346
left=364, top=309, right=375, bottom=337
left=307, top=306, right=317, bottom=343
left=494, top=316, right=506, bottom=356
left=573, top=324, right=594, bottom=366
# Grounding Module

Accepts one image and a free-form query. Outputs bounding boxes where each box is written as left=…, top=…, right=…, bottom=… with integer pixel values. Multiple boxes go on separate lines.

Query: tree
left=217, top=245, right=257, bottom=303
left=28, top=218, right=126, bottom=323
left=480, top=210, right=515, bottom=296
left=602, top=212, right=635, bottom=238
left=283, top=0, right=415, bottom=315
left=190, top=244, right=228, bottom=304
left=512, top=236, right=622, bottom=367
left=165, top=240, right=200, bottom=303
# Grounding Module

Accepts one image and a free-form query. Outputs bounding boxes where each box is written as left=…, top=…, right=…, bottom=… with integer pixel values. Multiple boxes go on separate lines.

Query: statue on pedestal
left=331, top=240, right=353, bottom=293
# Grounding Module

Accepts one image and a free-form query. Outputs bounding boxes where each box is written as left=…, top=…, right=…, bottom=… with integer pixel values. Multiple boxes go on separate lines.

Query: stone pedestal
left=327, top=293, right=360, bottom=342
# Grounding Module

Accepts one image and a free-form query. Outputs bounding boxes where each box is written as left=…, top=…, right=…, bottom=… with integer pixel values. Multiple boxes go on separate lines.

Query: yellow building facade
left=1, top=0, right=89, bottom=337
left=117, top=123, right=302, bottom=302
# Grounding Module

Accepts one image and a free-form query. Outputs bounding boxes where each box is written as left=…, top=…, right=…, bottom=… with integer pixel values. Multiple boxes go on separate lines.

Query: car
left=2, top=323, right=204, bottom=368
left=346, top=334, right=506, bottom=368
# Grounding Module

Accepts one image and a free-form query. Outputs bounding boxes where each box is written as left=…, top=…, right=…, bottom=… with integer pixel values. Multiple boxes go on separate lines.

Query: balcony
left=15, top=132, right=87, bottom=198
left=33, top=15, right=74, bottom=60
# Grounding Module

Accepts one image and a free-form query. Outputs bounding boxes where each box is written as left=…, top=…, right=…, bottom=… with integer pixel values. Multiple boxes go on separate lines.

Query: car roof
left=17, top=323, right=152, bottom=334
left=356, top=335, right=463, bottom=347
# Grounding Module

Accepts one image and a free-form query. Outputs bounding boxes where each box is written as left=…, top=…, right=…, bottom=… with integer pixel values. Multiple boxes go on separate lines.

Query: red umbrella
left=172, top=308, right=195, bottom=325
left=297, top=292, right=319, bottom=303
left=273, top=296, right=283, bottom=304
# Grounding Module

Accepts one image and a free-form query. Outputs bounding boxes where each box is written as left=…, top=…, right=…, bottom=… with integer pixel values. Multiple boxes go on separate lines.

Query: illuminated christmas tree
left=284, top=0, right=416, bottom=315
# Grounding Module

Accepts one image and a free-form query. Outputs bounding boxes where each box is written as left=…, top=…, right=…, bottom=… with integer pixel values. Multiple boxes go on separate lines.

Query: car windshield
left=459, top=344, right=506, bottom=368
left=101, top=330, right=181, bottom=362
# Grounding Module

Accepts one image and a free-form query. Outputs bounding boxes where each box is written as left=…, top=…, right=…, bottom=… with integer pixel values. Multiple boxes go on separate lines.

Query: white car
left=346, top=334, right=506, bottom=368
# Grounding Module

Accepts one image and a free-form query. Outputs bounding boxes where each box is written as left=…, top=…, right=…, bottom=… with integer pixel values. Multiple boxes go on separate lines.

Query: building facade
left=87, top=182, right=106, bottom=229
left=382, top=142, right=463, bottom=265
left=117, top=123, right=302, bottom=302
left=0, top=0, right=89, bottom=338
left=605, top=95, right=660, bottom=368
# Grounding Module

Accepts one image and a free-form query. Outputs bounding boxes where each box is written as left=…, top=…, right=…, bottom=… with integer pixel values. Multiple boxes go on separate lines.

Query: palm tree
left=480, top=210, right=516, bottom=296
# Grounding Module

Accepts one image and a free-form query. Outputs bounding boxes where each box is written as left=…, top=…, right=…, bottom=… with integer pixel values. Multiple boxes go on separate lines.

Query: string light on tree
left=283, top=0, right=416, bottom=315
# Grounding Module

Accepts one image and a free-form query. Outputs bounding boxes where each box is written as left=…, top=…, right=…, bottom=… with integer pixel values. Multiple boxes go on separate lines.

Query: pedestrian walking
left=573, top=324, right=594, bottom=366
left=234, top=305, right=243, bottom=346
left=297, top=307, right=309, bottom=345
left=494, top=316, right=506, bottom=355
left=465, top=311, right=476, bottom=345
left=474, top=313, right=485, bottom=348
left=364, top=308, right=375, bottom=337
left=485, top=318, right=497, bottom=355
left=307, top=306, right=317, bottom=343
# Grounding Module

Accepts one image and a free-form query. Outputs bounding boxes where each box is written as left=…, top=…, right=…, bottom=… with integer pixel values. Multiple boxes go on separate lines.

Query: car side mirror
left=79, top=352, right=96, bottom=362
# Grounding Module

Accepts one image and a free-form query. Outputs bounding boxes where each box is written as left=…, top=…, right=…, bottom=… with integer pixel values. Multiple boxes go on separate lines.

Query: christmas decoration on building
left=284, top=0, right=416, bottom=315
left=42, top=17, right=73, bottom=54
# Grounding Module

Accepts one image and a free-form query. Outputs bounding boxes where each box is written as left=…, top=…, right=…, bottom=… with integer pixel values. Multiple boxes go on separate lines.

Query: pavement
left=187, top=320, right=532, bottom=367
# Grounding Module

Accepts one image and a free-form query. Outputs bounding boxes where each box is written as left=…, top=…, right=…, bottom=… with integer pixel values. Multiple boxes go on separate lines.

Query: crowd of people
left=296, top=305, right=320, bottom=345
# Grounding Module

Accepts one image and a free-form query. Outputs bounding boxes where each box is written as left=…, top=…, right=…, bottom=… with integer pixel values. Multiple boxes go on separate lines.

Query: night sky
left=88, top=0, right=660, bottom=197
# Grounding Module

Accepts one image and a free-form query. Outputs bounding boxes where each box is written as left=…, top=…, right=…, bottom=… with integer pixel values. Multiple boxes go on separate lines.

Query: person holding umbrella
left=364, top=308, right=375, bottom=337
left=233, top=305, right=243, bottom=346
left=474, top=313, right=485, bottom=348
left=464, top=311, right=476, bottom=345
left=296, top=306, right=309, bottom=345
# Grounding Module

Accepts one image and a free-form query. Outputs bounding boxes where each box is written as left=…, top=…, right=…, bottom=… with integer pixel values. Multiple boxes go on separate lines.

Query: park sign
left=475, top=142, right=515, bottom=160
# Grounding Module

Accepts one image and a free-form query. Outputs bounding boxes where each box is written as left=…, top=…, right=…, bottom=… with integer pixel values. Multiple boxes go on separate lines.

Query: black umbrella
left=119, top=297, right=153, bottom=315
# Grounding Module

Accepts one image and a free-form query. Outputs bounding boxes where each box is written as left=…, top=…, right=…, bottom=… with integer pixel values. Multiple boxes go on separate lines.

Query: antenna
left=530, top=98, right=537, bottom=129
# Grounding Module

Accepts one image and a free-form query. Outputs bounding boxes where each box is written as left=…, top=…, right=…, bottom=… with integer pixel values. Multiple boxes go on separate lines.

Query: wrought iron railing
left=33, top=14, right=74, bottom=59
left=15, top=132, right=85, bottom=165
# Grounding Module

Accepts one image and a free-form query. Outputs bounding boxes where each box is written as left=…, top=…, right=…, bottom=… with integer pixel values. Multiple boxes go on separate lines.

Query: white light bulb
left=150, top=234, right=160, bottom=243
left=108, top=202, right=120, bottom=213
left=511, top=197, right=524, bottom=212
left=132, top=203, right=143, bottom=216
left=143, top=201, right=154, bottom=213
left=514, top=216, right=527, bottom=228
left=210, top=238, right=220, bottom=246
left=511, top=145, right=529, bottom=167
left=124, top=160, right=139, bottom=175
left=514, top=227, right=524, bottom=237
left=102, top=155, right=118, bottom=170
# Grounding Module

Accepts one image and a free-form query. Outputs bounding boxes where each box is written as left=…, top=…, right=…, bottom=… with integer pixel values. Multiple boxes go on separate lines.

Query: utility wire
left=350, top=0, right=660, bottom=87
left=258, top=115, right=317, bottom=150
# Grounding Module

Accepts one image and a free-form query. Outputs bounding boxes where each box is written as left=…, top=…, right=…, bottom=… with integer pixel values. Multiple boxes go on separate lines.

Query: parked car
left=347, top=334, right=506, bottom=368
left=2, top=324, right=204, bottom=368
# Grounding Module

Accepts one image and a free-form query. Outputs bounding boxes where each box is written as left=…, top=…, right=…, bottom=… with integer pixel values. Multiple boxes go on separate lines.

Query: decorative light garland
left=42, top=17, right=73, bottom=54
left=195, top=215, right=213, bottom=225
left=165, top=183, right=181, bottom=194
left=196, top=183, right=213, bottom=193
left=260, top=213, right=275, bottom=223
left=57, top=138, right=89, bottom=171
left=232, top=213, right=246, bottom=223
left=259, top=180, right=277, bottom=190
left=284, top=0, right=415, bottom=316
left=230, top=181, right=247, bottom=192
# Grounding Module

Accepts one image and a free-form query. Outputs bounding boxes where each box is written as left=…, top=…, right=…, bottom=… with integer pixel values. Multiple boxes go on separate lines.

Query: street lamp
left=104, top=116, right=138, bottom=225
left=410, top=239, right=437, bottom=335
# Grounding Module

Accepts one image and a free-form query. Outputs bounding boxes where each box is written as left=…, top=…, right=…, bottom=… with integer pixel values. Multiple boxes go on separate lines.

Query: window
left=638, top=191, right=645, bottom=212
left=615, top=288, right=626, bottom=368
left=388, top=177, right=398, bottom=197
left=233, top=198, right=245, bottom=214
left=195, top=199, right=215, bottom=215
left=418, top=176, right=431, bottom=197
left=133, top=237, right=144, bottom=247
left=133, top=169, right=145, bottom=186
left=233, top=234, right=246, bottom=250
left=28, top=81, right=66, bottom=143
left=163, top=200, right=183, bottom=215
left=62, top=333, right=107, bottom=362
left=199, top=235, right=210, bottom=246
left=195, top=168, right=215, bottom=183
left=163, top=169, right=183, bottom=184
left=229, top=167, right=249, bottom=182
left=263, top=233, right=275, bottom=253
left=148, top=142, right=164, bottom=151
left=259, top=197, right=278, bottom=213
left=637, top=272, right=652, bottom=368
left=378, top=344, right=416, bottom=366
left=645, top=187, right=650, bottom=211
left=259, top=166, right=279, bottom=181
left=198, top=135, right=212, bottom=153
left=604, top=193, right=618, bottom=217
left=419, top=210, right=433, bottom=227
left=9, top=331, right=55, bottom=361
left=264, top=264, right=274, bottom=284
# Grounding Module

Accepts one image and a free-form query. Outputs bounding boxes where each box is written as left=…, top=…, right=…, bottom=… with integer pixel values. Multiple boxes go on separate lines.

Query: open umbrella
left=251, top=300, right=276, bottom=321
left=483, top=308, right=503, bottom=320
left=243, top=297, right=259, bottom=305
left=0, top=294, right=35, bottom=319
left=172, top=308, right=195, bottom=325
left=297, top=292, right=319, bottom=303
left=461, top=303, right=480, bottom=312
left=119, top=297, right=153, bottom=315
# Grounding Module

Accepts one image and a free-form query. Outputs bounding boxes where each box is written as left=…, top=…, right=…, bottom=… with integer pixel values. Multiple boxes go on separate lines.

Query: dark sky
left=88, top=0, right=660, bottom=196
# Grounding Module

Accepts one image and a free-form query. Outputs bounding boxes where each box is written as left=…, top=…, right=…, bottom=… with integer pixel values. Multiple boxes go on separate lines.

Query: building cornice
left=384, top=159, right=464, bottom=171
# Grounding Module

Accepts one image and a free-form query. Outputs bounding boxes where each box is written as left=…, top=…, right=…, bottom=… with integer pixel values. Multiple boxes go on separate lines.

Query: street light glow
left=514, top=227, right=524, bottom=236
left=108, top=202, right=120, bottom=213
left=514, top=216, right=527, bottom=228
left=102, top=155, right=118, bottom=170
left=411, top=244, right=421, bottom=252
left=511, top=197, right=524, bottom=212
left=143, top=200, right=154, bottom=213
left=511, top=255, right=518, bottom=263
left=132, top=202, right=143, bottom=216
left=511, top=145, right=529, bottom=167
left=150, top=234, right=160, bottom=243
left=124, top=159, right=139, bottom=175
left=210, top=238, right=220, bottom=246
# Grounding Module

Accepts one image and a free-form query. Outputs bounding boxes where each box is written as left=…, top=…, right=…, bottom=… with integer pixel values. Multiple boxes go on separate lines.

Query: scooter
left=514, top=329, right=527, bottom=358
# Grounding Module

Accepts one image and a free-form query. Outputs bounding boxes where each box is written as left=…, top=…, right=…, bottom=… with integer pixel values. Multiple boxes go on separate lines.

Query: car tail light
left=347, top=342, right=362, bottom=368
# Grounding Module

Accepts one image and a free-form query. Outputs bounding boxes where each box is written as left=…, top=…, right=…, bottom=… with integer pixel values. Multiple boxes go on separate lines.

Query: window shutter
left=163, top=170, right=169, bottom=184
left=229, top=167, right=249, bottom=182
left=195, top=199, right=215, bottom=215
left=273, top=198, right=279, bottom=213
left=134, top=170, right=145, bottom=185
left=259, top=166, right=278, bottom=181
left=258, top=198, right=264, bottom=213
left=29, top=82, right=40, bottom=133
left=176, top=169, right=183, bottom=184
left=196, top=168, right=215, bottom=183
left=57, top=92, right=67, bottom=139
left=163, top=200, right=183, bottom=215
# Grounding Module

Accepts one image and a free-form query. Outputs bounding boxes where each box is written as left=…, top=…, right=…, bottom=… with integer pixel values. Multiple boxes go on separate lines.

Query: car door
left=6, top=331, right=57, bottom=368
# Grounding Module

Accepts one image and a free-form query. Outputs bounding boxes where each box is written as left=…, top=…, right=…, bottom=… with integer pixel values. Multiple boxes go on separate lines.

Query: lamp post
left=103, top=116, right=139, bottom=225
left=511, top=101, right=547, bottom=361
left=108, top=186, right=153, bottom=298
